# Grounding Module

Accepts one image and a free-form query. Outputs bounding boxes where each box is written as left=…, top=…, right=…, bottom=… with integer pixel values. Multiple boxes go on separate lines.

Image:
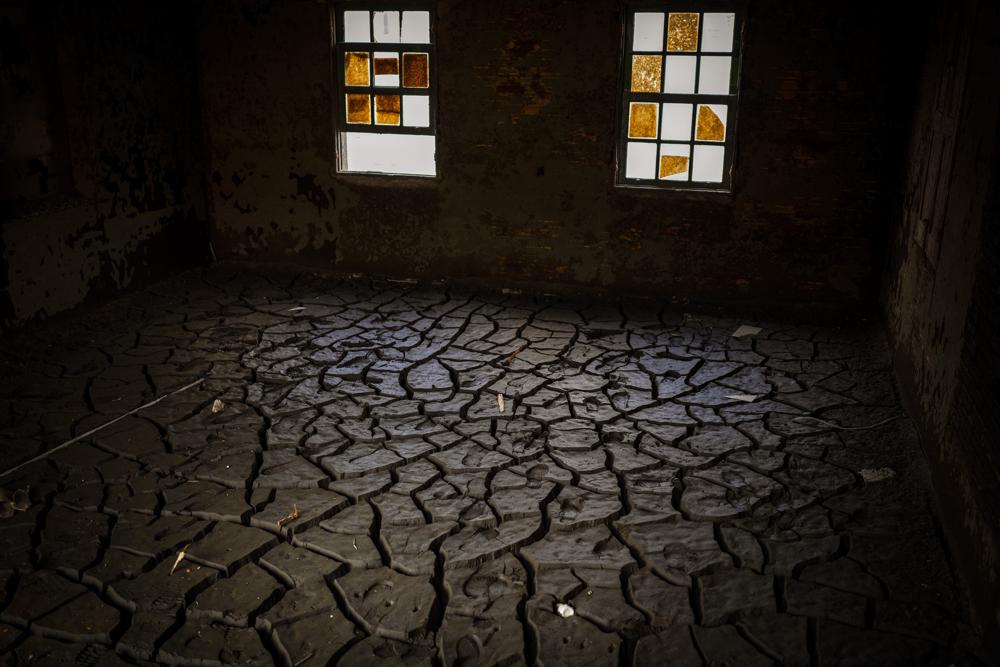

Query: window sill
left=333, top=170, right=441, bottom=188
left=613, top=181, right=735, bottom=200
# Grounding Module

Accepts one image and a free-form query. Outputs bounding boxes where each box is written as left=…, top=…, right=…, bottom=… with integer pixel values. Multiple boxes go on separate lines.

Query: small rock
left=859, top=467, right=896, bottom=482
left=211, top=399, right=225, bottom=413
left=731, top=325, right=762, bottom=338
left=555, top=602, right=574, bottom=618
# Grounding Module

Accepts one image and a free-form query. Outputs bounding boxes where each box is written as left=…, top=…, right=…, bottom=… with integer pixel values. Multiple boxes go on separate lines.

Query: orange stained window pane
left=375, top=94, right=401, bottom=125
left=346, top=94, right=371, bottom=124
left=630, top=55, right=662, bottom=93
left=696, top=105, right=726, bottom=141
left=374, top=55, right=399, bottom=75
left=667, top=13, right=699, bottom=52
left=659, top=155, right=689, bottom=178
left=345, top=52, right=370, bottom=86
left=402, top=53, right=429, bottom=88
left=628, top=103, right=658, bottom=139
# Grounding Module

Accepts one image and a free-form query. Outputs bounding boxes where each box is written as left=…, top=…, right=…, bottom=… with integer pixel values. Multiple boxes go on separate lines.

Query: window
left=334, top=3, right=436, bottom=176
left=616, top=5, right=744, bottom=191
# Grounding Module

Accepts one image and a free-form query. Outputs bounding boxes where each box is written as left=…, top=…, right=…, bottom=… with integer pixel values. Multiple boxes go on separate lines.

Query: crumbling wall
left=0, top=0, right=207, bottom=331
left=197, top=0, right=922, bottom=308
left=883, top=0, right=1000, bottom=657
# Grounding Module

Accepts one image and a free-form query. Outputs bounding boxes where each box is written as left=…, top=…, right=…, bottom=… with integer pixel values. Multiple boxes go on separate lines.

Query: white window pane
left=625, top=141, right=657, bottom=180
left=373, top=52, right=400, bottom=87
left=403, top=95, right=430, bottom=127
left=343, top=11, right=370, bottom=42
left=664, top=55, right=696, bottom=93
left=633, top=12, right=664, bottom=51
left=373, top=11, right=400, bottom=43
left=401, top=11, right=430, bottom=43
left=702, top=13, right=735, bottom=52
left=660, top=103, right=692, bottom=141
left=691, top=145, right=726, bottom=183
left=344, top=132, right=436, bottom=176
left=698, top=56, right=732, bottom=95
left=658, top=143, right=691, bottom=181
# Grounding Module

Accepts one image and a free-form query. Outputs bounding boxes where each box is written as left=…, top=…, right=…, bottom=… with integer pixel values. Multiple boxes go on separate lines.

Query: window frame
left=332, top=0, right=438, bottom=178
left=614, top=1, right=747, bottom=193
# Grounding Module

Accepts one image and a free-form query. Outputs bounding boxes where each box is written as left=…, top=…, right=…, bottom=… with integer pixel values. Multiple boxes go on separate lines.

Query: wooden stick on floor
left=0, top=377, right=206, bottom=480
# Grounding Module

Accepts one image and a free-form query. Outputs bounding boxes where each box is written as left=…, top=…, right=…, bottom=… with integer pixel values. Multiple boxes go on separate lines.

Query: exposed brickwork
left=884, top=0, right=1000, bottom=659
left=197, top=0, right=923, bottom=308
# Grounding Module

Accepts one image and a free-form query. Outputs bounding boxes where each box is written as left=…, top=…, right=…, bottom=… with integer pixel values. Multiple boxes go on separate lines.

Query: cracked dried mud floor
left=0, top=265, right=987, bottom=666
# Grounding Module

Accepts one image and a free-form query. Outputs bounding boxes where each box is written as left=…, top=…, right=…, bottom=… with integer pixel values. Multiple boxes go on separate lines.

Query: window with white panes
left=335, top=3, right=436, bottom=176
left=616, top=6, right=744, bottom=191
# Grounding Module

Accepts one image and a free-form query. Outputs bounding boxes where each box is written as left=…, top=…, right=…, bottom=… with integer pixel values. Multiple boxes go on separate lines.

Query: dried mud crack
left=0, top=264, right=985, bottom=665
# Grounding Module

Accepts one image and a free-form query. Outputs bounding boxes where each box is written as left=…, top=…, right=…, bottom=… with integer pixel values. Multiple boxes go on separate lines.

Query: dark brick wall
left=198, top=0, right=923, bottom=308
left=946, top=199, right=1000, bottom=656
left=884, top=0, right=1000, bottom=657
left=0, top=3, right=70, bottom=203
left=0, top=0, right=208, bottom=331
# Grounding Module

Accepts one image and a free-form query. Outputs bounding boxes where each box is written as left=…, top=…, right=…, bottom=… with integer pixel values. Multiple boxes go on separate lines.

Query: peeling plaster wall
left=0, top=0, right=207, bottom=332
left=1, top=202, right=199, bottom=325
left=198, top=0, right=922, bottom=308
left=883, top=0, right=1000, bottom=657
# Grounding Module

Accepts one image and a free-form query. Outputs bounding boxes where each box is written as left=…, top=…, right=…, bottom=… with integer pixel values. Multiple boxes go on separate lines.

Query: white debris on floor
left=725, top=394, right=760, bottom=402
left=555, top=602, right=575, bottom=618
left=731, top=324, right=762, bottom=338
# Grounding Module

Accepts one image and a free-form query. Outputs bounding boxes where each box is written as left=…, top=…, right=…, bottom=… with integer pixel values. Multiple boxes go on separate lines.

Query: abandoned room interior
left=0, top=0, right=998, bottom=664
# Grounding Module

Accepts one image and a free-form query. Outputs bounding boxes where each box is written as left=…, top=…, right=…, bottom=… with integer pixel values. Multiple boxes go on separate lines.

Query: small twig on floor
left=502, top=344, right=527, bottom=366
left=170, top=544, right=192, bottom=576
left=792, top=415, right=900, bottom=431
left=277, top=504, right=301, bottom=529
left=0, top=377, right=206, bottom=480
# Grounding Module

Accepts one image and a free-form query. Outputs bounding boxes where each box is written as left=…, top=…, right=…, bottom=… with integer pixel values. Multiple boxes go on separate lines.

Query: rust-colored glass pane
left=659, top=155, right=689, bottom=178
left=628, top=103, right=658, bottom=139
left=696, top=105, right=725, bottom=141
left=373, top=55, right=399, bottom=75
left=346, top=94, right=371, bottom=124
left=345, top=52, right=370, bottom=86
left=375, top=94, right=401, bottom=125
left=667, top=13, right=699, bottom=52
left=402, top=53, right=429, bottom=88
left=630, top=55, right=662, bottom=93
